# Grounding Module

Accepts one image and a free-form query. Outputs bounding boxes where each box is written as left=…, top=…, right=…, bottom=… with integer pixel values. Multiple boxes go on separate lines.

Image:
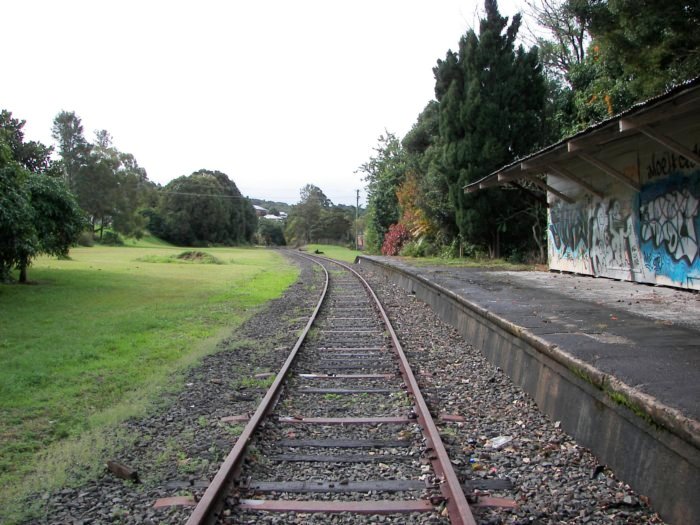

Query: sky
left=4, top=0, right=529, bottom=206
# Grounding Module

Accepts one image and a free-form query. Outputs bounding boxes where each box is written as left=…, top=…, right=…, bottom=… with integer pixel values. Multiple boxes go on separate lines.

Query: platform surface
left=361, top=256, right=700, bottom=423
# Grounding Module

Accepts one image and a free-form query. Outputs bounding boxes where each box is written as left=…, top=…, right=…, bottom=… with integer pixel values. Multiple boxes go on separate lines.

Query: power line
left=158, top=190, right=249, bottom=200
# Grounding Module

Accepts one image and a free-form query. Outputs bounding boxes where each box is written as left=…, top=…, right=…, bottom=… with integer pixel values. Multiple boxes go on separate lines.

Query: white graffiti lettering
left=640, top=189, right=699, bottom=264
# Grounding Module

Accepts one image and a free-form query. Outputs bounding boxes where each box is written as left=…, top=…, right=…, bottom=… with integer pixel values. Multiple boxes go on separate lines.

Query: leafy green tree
left=1, top=113, right=85, bottom=283
left=319, top=206, right=353, bottom=243
left=358, top=133, right=406, bottom=253
left=51, top=110, right=90, bottom=191
left=433, top=0, right=547, bottom=258
left=19, top=173, right=85, bottom=281
left=285, top=184, right=331, bottom=244
left=0, top=110, right=55, bottom=174
left=590, top=0, right=700, bottom=98
left=525, top=0, right=604, bottom=136
left=530, top=1, right=699, bottom=135
left=402, top=101, right=457, bottom=242
left=158, top=169, right=255, bottom=246
left=257, top=218, right=286, bottom=246
left=0, top=144, right=35, bottom=281
left=52, top=121, right=151, bottom=240
left=284, top=185, right=355, bottom=246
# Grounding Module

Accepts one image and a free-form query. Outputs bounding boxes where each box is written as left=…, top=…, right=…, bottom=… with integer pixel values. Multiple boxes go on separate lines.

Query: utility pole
left=355, top=189, right=360, bottom=251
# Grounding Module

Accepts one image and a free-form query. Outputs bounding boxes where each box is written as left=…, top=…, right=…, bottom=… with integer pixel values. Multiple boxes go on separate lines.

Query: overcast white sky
left=4, top=0, right=528, bottom=206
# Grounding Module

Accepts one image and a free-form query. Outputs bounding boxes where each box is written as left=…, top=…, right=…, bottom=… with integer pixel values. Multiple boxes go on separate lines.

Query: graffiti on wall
left=645, top=143, right=698, bottom=180
left=549, top=171, right=700, bottom=288
left=638, top=173, right=700, bottom=285
left=549, top=197, right=647, bottom=277
left=640, top=188, right=698, bottom=264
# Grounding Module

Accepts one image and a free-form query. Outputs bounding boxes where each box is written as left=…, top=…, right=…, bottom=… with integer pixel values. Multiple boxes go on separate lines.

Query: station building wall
left=547, top=114, right=700, bottom=290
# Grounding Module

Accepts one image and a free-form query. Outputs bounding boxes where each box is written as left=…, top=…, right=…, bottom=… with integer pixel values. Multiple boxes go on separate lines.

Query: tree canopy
left=358, top=0, right=699, bottom=261
left=284, top=184, right=355, bottom=246
left=1, top=111, right=85, bottom=282
left=155, top=169, right=257, bottom=246
left=434, top=0, right=548, bottom=257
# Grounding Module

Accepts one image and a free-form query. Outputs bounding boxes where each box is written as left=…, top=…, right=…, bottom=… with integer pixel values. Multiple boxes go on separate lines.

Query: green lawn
left=0, top=245, right=298, bottom=511
left=304, top=244, right=362, bottom=263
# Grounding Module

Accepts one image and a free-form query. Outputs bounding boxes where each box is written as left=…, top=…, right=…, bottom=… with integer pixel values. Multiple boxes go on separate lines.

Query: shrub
left=76, top=231, right=94, bottom=247
left=400, top=238, right=437, bottom=257
left=101, top=231, right=124, bottom=246
left=381, top=223, right=411, bottom=256
left=176, top=250, right=223, bottom=264
left=439, top=239, right=460, bottom=259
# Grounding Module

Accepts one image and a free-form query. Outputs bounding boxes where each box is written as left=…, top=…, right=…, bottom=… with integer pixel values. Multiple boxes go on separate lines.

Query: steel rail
left=185, top=253, right=329, bottom=525
left=187, top=252, right=476, bottom=524
left=327, top=256, right=477, bottom=525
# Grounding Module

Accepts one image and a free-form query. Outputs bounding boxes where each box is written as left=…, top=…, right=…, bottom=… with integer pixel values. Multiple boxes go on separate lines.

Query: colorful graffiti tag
left=549, top=197, right=647, bottom=278
left=549, top=170, right=700, bottom=289
left=639, top=173, right=700, bottom=286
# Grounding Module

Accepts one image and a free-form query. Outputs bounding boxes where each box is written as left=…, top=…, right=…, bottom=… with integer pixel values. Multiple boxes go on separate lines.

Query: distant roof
left=253, top=205, right=268, bottom=211
left=465, top=76, right=700, bottom=193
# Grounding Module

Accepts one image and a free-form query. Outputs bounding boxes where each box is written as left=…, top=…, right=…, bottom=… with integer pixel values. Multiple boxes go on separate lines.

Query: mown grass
left=0, top=245, right=298, bottom=519
left=303, top=244, right=362, bottom=263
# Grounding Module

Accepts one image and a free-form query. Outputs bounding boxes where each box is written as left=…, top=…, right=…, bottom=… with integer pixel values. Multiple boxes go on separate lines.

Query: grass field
left=0, top=244, right=298, bottom=512
left=303, top=244, right=362, bottom=263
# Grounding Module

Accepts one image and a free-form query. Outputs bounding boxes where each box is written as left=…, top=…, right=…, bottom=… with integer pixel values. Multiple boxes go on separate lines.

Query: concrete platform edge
left=357, top=255, right=700, bottom=525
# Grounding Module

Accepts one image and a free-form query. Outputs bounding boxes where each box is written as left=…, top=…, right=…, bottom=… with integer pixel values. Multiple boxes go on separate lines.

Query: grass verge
left=393, top=255, right=540, bottom=271
left=0, top=245, right=298, bottom=518
left=303, top=244, right=362, bottom=263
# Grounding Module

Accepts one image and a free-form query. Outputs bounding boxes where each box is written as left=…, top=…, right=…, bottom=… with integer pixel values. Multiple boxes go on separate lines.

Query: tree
left=51, top=110, right=90, bottom=191
left=0, top=110, right=55, bottom=174
left=1, top=112, right=85, bottom=283
left=78, top=131, right=149, bottom=238
left=402, top=101, right=457, bottom=242
left=0, top=143, right=35, bottom=281
left=589, top=0, right=700, bottom=98
left=525, top=0, right=593, bottom=81
left=18, top=173, right=85, bottom=281
left=433, top=0, right=547, bottom=258
left=285, top=184, right=331, bottom=244
left=358, top=133, right=406, bottom=253
left=318, top=206, right=353, bottom=243
left=257, top=218, right=286, bottom=246
left=157, top=169, right=256, bottom=246
left=52, top=118, right=153, bottom=240
left=284, top=185, right=355, bottom=246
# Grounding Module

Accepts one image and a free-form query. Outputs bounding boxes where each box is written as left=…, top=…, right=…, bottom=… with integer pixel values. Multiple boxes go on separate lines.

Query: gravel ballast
left=356, top=264, right=665, bottom=525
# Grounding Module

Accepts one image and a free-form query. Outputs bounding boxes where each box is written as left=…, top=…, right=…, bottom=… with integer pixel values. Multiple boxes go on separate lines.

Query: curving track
left=185, top=253, right=478, bottom=524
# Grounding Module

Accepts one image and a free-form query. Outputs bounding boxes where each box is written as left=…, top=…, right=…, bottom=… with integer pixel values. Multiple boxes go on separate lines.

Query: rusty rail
left=330, top=257, right=477, bottom=525
left=184, top=252, right=477, bottom=525
left=185, top=254, right=329, bottom=525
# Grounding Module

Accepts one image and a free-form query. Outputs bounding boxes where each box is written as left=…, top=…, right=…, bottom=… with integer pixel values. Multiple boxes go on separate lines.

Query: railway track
left=184, top=253, right=483, bottom=524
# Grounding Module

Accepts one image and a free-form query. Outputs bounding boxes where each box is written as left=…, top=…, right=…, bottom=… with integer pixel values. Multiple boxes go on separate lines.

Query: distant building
left=253, top=205, right=268, bottom=217
left=467, top=78, right=700, bottom=290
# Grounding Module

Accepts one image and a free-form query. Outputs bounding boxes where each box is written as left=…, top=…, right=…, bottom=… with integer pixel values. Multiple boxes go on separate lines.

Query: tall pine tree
left=434, top=0, right=547, bottom=258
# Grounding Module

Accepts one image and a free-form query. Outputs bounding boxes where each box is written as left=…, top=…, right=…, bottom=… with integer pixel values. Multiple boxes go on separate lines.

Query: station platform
left=356, top=255, right=700, bottom=525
